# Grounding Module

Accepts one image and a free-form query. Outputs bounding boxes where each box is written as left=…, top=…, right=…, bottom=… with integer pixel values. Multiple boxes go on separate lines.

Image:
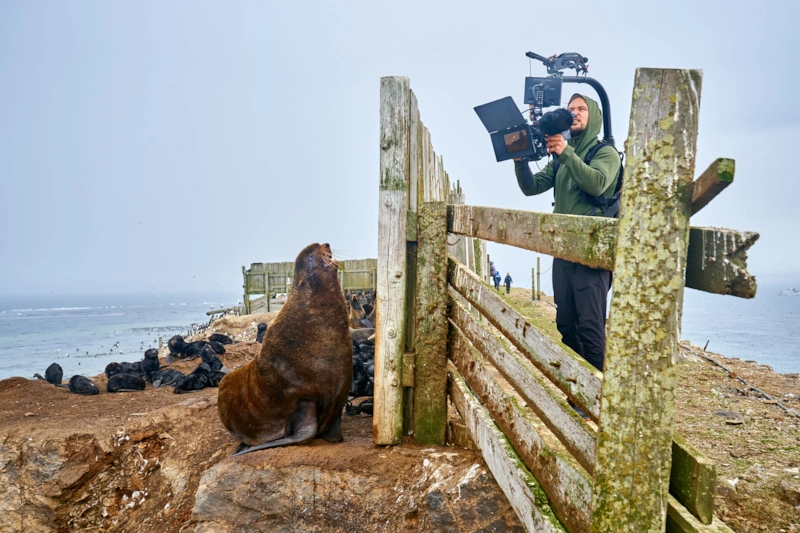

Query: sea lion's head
left=105, top=362, right=123, bottom=378
left=168, top=335, right=186, bottom=353
left=350, top=294, right=364, bottom=312
left=293, top=243, right=340, bottom=291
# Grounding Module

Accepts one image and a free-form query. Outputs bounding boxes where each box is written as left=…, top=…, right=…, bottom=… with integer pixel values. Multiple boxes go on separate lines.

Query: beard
left=570, top=124, right=585, bottom=136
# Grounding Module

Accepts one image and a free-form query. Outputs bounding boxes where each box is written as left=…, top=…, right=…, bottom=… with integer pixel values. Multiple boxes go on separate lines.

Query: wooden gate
left=375, top=70, right=758, bottom=532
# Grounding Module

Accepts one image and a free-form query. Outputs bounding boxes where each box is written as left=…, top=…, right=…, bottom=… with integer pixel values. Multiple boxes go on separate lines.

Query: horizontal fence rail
left=448, top=362, right=734, bottom=533
left=446, top=255, right=733, bottom=532
left=447, top=256, right=728, bottom=531
left=448, top=363, right=568, bottom=533
left=448, top=205, right=758, bottom=298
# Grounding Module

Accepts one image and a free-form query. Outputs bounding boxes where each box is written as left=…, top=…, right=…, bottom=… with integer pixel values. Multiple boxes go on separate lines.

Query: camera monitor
left=474, top=97, right=535, bottom=162
left=524, top=77, right=562, bottom=107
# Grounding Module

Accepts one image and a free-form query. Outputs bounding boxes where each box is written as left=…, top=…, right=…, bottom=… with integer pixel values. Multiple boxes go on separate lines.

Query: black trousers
left=552, top=258, right=611, bottom=371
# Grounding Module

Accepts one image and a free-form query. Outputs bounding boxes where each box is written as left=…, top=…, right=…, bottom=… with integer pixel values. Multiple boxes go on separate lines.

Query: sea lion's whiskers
left=330, top=249, right=357, bottom=258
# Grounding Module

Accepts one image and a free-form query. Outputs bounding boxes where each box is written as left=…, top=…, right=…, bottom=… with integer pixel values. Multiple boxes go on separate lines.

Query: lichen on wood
left=447, top=363, right=568, bottom=533
left=685, top=227, right=759, bottom=299
left=590, top=68, right=702, bottom=533
left=450, top=298, right=596, bottom=474
left=448, top=256, right=604, bottom=421
left=670, top=434, right=716, bottom=524
left=690, top=158, right=735, bottom=216
left=447, top=204, right=757, bottom=299
left=448, top=315, right=593, bottom=532
left=413, top=202, right=449, bottom=444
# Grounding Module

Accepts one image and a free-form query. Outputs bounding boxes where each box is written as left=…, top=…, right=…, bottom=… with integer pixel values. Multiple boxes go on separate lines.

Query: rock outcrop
left=0, top=339, right=521, bottom=533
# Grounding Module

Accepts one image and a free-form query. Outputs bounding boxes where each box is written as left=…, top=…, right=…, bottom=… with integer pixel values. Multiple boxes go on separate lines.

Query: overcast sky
left=1, top=0, right=797, bottom=299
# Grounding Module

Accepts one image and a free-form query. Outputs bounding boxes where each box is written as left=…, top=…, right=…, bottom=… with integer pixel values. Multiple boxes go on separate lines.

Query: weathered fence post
left=536, top=256, right=541, bottom=300
left=374, top=76, right=411, bottom=445
left=266, top=273, right=271, bottom=312
left=413, top=202, right=448, bottom=444
left=531, top=267, right=535, bottom=301
left=590, top=68, right=702, bottom=532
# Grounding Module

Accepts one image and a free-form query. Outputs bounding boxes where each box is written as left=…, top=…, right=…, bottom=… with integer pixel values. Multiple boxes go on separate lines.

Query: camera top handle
left=526, top=52, right=614, bottom=147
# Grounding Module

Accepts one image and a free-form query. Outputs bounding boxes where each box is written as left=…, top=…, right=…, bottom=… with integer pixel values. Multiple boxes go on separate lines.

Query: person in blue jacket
left=504, top=273, right=513, bottom=294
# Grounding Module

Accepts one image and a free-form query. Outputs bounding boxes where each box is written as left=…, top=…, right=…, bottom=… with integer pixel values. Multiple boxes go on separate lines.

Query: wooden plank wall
left=447, top=259, right=732, bottom=532
left=241, top=258, right=378, bottom=314
left=375, top=76, right=489, bottom=445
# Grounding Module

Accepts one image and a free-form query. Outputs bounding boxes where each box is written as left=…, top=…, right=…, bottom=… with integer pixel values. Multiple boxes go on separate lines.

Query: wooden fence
left=375, top=71, right=758, bottom=532
left=241, top=258, right=378, bottom=314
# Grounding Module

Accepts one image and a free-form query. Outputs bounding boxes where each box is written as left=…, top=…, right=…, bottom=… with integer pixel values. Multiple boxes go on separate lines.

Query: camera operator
left=513, top=93, right=620, bottom=372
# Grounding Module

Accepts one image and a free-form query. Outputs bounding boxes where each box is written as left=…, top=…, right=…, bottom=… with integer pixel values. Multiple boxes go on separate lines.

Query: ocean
left=0, top=293, right=240, bottom=382
left=680, top=279, right=800, bottom=373
left=1, top=279, right=798, bottom=383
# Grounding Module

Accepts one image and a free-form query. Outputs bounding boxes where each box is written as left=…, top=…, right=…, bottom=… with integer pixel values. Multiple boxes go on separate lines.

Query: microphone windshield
left=538, top=108, right=574, bottom=136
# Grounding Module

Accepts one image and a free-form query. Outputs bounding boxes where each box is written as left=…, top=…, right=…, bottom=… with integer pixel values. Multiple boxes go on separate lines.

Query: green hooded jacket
left=514, top=94, right=620, bottom=216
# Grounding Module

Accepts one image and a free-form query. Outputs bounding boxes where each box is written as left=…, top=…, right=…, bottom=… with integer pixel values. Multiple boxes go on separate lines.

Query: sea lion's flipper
left=360, top=319, right=373, bottom=328
left=166, top=353, right=177, bottom=364
left=55, top=384, right=69, bottom=388
left=231, top=401, right=318, bottom=457
left=320, top=415, right=343, bottom=443
left=34, top=373, right=46, bottom=380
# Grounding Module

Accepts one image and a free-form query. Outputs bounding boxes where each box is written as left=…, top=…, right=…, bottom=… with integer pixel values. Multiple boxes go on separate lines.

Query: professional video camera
left=475, top=52, right=615, bottom=162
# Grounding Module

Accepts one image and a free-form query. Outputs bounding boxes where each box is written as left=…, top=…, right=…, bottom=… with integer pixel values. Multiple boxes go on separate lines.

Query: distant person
left=494, top=272, right=501, bottom=291
left=489, top=261, right=497, bottom=278
left=504, top=273, right=513, bottom=294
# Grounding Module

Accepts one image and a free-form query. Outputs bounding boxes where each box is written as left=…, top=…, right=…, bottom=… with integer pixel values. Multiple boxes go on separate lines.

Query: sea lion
left=207, top=340, right=226, bottom=355
left=366, top=303, right=376, bottom=328
left=209, top=333, right=233, bottom=345
left=107, top=373, right=146, bottom=392
left=143, top=348, right=160, bottom=380
left=167, top=335, right=204, bottom=359
left=35, top=363, right=68, bottom=387
left=348, top=295, right=372, bottom=329
left=105, top=361, right=145, bottom=379
left=173, top=363, right=211, bottom=393
left=200, top=345, right=226, bottom=373
left=255, top=322, right=268, bottom=343
left=151, top=368, right=185, bottom=388
left=168, top=335, right=224, bottom=359
left=69, top=375, right=100, bottom=395
left=208, top=370, right=227, bottom=387
left=218, top=243, right=352, bottom=456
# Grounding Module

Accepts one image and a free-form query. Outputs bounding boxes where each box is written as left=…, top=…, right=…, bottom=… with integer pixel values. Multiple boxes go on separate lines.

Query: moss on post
left=413, top=201, right=448, bottom=444
left=590, top=68, right=702, bottom=533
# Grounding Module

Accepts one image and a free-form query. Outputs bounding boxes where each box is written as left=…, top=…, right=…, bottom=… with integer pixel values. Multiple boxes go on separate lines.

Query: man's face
left=568, top=97, right=589, bottom=135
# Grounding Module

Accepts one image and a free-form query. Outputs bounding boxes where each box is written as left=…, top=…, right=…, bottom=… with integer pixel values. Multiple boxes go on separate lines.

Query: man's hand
left=545, top=134, right=567, bottom=156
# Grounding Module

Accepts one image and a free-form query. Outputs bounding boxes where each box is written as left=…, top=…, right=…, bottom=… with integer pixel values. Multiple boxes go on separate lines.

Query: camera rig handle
left=526, top=52, right=614, bottom=146
left=526, top=52, right=588, bottom=76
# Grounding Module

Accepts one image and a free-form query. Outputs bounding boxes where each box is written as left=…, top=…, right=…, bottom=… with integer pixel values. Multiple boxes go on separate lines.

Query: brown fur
left=217, top=243, right=352, bottom=447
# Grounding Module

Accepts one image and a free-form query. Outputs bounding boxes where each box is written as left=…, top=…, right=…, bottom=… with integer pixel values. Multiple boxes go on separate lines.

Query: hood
left=567, top=93, right=602, bottom=155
